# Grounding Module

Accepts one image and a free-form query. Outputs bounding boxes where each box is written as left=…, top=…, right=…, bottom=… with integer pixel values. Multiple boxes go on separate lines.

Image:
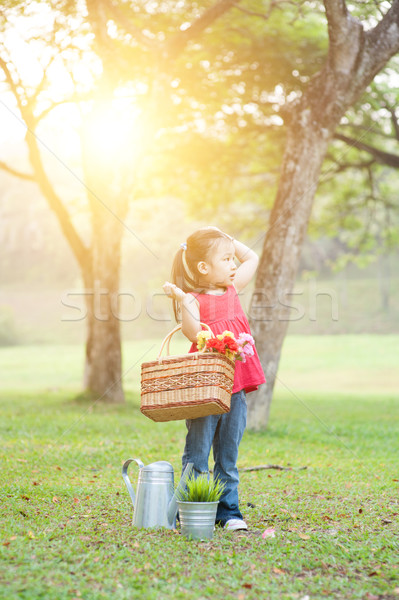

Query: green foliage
left=313, top=160, right=399, bottom=266
left=2, top=0, right=398, bottom=282
left=176, top=473, right=225, bottom=503
left=313, top=57, right=399, bottom=268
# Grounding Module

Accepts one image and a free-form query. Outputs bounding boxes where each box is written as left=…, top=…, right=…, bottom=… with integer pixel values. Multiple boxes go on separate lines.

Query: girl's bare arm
left=205, top=227, right=259, bottom=293
left=232, top=239, right=259, bottom=293
left=163, top=282, right=201, bottom=342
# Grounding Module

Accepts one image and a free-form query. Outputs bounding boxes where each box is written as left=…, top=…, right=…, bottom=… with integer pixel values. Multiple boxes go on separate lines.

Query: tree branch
left=24, top=127, right=91, bottom=270
left=387, top=105, right=399, bottom=141
left=210, top=463, right=307, bottom=473
left=0, top=53, right=27, bottom=118
left=165, top=0, right=242, bottom=60
left=362, top=1, right=399, bottom=86
left=85, top=0, right=148, bottom=81
left=334, top=132, right=399, bottom=168
left=85, top=0, right=123, bottom=78
left=238, top=464, right=307, bottom=473
left=102, top=0, right=159, bottom=50
left=372, top=0, right=387, bottom=19
left=29, top=24, right=62, bottom=106
left=1, top=51, right=90, bottom=271
left=232, top=0, right=284, bottom=21
left=35, top=93, right=93, bottom=124
left=233, top=4, right=271, bottom=21
left=340, top=122, right=394, bottom=141
left=324, top=0, right=349, bottom=32
left=0, top=161, right=35, bottom=181
left=323, top=0, right=364, bottom=74
left=324, top=153, right=376, bottom=176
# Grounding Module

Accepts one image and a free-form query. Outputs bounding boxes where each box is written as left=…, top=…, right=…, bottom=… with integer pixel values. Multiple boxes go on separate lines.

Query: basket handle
left=157, top=323, right=213, bottom=360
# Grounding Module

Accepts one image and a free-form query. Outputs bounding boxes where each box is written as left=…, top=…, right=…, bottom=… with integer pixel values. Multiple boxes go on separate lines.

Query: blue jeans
left=182, top=390, right=247, bottom=526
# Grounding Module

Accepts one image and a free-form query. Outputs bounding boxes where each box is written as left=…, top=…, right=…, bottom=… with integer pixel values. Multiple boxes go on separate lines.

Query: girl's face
left=198, top=239, right=237, bottom=290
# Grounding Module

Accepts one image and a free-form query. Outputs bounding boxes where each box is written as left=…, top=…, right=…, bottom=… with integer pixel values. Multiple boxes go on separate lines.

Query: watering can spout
left=167, top=462, right=193, bottom=526
left=122, top=458, right=144, bottom=507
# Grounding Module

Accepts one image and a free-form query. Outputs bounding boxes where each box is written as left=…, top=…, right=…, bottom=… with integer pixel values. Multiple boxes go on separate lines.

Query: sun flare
left=82, top=97, right=144, bottom=165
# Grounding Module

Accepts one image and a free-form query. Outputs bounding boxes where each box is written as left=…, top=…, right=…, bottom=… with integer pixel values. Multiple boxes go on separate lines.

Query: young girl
left=163, top=227, right=265, bottom=531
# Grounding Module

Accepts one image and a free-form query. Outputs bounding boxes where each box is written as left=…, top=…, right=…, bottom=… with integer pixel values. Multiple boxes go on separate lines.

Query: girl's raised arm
left=232, top=239, right=259, bottom=293
left=163, top=282, right=201, bottom=342
left=181, top=294, right=201, bottom=342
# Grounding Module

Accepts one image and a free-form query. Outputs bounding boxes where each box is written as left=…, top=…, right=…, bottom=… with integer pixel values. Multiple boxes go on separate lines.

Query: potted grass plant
left=176, top=473, right=225, bottom=540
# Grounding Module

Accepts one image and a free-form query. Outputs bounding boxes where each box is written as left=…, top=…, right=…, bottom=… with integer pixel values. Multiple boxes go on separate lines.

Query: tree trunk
left=82, top=227, right=124, bottom=403
left=247, top=0, right=399, bottom=430
left=247, top=29, right=355, bottom=428
left=81, top=111, right=128, bottom=403
left=248, top=117, right=332, bottom=428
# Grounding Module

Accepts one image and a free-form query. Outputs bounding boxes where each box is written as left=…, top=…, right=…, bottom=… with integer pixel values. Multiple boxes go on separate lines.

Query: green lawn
left=0, top=336, right=398, bottom=600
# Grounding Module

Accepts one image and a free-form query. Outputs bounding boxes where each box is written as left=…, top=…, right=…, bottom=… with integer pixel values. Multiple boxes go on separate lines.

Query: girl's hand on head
left=163, top=282, right=186, bottom=302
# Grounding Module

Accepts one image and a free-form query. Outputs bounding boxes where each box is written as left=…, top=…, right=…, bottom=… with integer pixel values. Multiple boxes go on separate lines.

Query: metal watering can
left=122, top=458, right=193, bottom=529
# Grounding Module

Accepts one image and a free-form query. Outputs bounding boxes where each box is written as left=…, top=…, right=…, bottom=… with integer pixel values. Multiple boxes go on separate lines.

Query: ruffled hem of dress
left=232, top=379, right=266, bottom=394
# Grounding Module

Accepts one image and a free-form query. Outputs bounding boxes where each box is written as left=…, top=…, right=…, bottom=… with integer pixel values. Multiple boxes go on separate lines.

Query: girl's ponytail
left=170, top=247, right=197, bottom=321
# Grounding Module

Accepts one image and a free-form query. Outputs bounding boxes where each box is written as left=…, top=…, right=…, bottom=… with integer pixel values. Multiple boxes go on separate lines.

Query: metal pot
left=177, top=500, right=219, bottom=540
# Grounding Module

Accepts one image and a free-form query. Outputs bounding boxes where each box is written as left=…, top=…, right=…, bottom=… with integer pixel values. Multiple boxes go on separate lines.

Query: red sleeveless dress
left=188, top=285, right=266, bottom=394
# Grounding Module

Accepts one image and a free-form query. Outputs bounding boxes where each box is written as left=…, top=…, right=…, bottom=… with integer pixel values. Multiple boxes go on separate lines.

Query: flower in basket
left=196, top=330, right=212, bottom=352
left=236, top=332, right=255, bottom=363
left=196, top=330, right=255, bottom=362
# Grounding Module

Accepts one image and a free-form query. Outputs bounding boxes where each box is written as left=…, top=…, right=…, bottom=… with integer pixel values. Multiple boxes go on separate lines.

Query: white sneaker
left=224, top=518, right=248, bottom=531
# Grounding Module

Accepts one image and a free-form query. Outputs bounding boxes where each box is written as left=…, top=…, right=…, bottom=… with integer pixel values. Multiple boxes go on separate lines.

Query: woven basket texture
left=141, top=352, right=235, bottom=422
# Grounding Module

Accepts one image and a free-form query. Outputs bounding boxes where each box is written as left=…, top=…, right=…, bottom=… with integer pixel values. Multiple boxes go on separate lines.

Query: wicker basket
left=140, top=324, right=235, bottom=422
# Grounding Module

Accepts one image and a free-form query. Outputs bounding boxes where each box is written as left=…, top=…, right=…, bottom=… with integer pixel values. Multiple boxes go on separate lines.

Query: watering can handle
left=122, top=458, right=144, bottom=507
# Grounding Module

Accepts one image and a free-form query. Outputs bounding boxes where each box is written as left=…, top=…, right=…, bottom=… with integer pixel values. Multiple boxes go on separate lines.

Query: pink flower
left=200, top=331, right=256, bottom=362
left=242, top=344, right=254, bottom=356
left=237, top=333, right=254, bottom=345
left=236, top=332, right=255, bottom=362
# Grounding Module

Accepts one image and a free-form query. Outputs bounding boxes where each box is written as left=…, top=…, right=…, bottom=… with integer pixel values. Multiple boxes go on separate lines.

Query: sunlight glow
left=82, top=98, right=144, bottom=165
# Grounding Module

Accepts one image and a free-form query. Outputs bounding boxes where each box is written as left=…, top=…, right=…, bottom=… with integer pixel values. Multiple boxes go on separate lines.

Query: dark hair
left=171, top=228, right=231, bottom=321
